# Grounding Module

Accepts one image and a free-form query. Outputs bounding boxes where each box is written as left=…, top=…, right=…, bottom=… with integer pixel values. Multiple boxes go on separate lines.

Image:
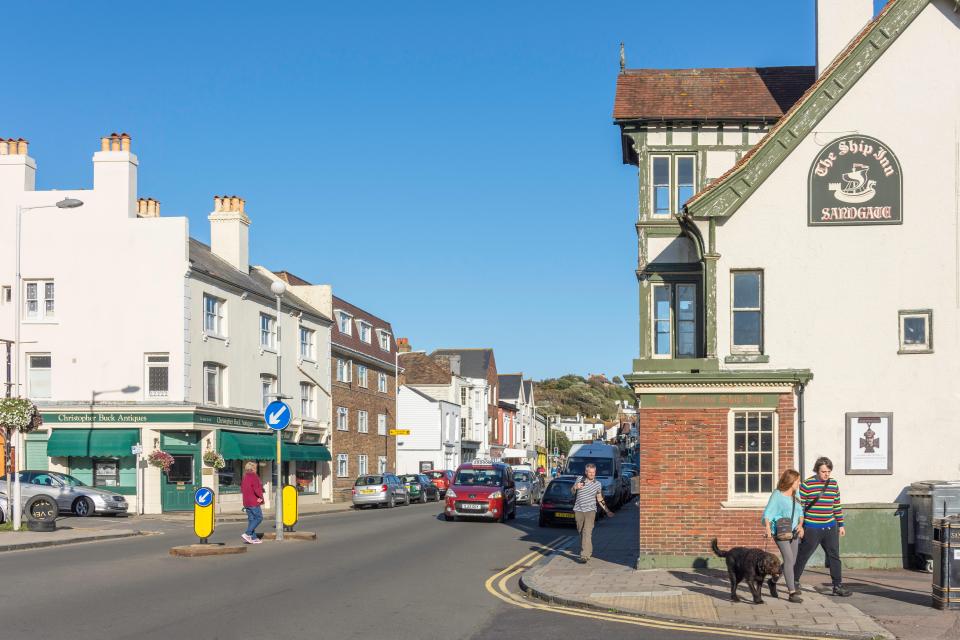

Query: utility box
left=909, top=481, right=960, bottom=571
left=932, top=515, right=960, bottom=610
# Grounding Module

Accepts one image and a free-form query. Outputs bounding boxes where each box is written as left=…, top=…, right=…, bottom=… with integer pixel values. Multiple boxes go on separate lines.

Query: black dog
left=711, top=538, right=782, bottom=604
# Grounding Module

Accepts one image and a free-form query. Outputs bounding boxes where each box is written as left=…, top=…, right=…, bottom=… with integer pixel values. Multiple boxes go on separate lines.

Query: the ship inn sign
left=808, top=135, right=902, bottom=226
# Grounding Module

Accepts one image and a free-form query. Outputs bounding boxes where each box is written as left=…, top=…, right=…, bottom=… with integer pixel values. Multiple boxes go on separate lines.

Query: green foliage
left=535, top=374, right=634, bottom=421
left=550, top=429, right=572, bottom=456
left=0, top=398, right=42, bottom=434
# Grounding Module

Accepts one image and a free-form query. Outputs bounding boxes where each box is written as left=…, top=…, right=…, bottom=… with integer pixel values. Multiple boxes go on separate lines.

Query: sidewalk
left=520, top=501, right=958, bottom=639
left=0, top=525, right=146, bottom=553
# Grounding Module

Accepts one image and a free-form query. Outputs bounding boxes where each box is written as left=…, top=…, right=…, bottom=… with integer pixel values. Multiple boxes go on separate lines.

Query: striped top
left=573, top=478, right=603, bottom=512
left=799, top=476, right=844, bottom=529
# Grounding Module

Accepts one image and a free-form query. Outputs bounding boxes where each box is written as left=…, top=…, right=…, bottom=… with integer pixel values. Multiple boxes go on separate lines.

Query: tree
left=612, top=375, right=623, bottom=385
left=0, top=398, right=43, bottom=525
left=550, top=429, right=572, bottom=457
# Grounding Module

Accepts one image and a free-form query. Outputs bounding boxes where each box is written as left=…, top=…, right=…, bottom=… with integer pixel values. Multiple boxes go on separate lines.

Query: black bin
left=932, top=515, right=960, bottom=610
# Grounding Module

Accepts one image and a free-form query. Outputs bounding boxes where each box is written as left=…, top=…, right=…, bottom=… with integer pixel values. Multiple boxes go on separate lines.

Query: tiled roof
left=431, top=349, right=494, bottom=380
left=332, top=296, right=396, bottom=366
left=523, top=380, right=534, bottom=403
left=399, top=352, right=452, bottom=385
left=498, top=374, right=523, bottom=401
left=613, top=66, right=816, bottom=121
left=274, top=270, right=312, bottom=286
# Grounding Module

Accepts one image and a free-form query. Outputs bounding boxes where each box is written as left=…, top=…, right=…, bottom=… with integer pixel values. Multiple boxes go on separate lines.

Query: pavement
left=521, top=499, right=960, bottom=640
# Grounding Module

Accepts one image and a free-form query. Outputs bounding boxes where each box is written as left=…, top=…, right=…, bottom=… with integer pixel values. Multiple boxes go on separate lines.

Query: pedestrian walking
left=793, top=457, right=850, bottom=596
left=762, top=469, right=805, bottom=603
left=241, top=461, right=264, bottom=545
left=572, top=463, right=613, bottom=563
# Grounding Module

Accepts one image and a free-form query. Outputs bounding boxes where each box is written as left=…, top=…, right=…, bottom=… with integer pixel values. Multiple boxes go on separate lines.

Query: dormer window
left=376, top=329, right=392, bottom=351
left=357, top=320, right=372, bottom=344
left=335, top=310, right=353, bottom=335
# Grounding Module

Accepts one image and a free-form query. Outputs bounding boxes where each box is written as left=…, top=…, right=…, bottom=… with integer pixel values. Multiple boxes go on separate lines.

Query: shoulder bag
left=774, top=498, right=797, bottom=541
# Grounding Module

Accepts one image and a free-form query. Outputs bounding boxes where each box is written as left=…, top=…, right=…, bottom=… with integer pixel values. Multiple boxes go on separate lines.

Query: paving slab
left=0, top=526, right=146, bottom=552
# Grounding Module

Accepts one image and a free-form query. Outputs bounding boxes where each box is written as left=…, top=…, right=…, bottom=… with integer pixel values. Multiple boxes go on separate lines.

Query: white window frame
left=377, top=329, right=392, bottom=351
left=260, top=313, right=277, bottom=350
left=24, top=279, right=55, bottom=321
left=358, top=410, right=369, bottom=433
left=651, top=281, right=698, bottom=359
left=377, top=413, right=387, bottom=435
left=898, top=309, right=933, bottom=354
left=300, top=382, right=316, bottom=418
left=26, top=353, right=52, bottom=399
left=357, top=320, right=373, bottom=344
left=260, top=374, right=277, bottom=410
left=299, top=326, right=315, bottom=361
left=357, top=364, right=368, bottom=388
left=203, top=362, right=225, bottom=406
left=203, top=294, right=226, bottom=337
left=378, top=372, right=387, bottom=393
left=358, top=454, right=369, bottom=476
left=337, top=406, right=349, bottom=431
left=675, top=155, right=697, bottom=212
left=144, top=353, right=170, bottom=398
left=650, top=155, right=672, bottom=217
left=724, top=409, right=778, bottom=508
left=378, top=456, right=387, bottom=474
left=336, top=453, right=349, bottom=478
left=336, top=359, right=353, bottom=383
left=335, top=310, right=353, bottom=335
left=1, top=285, right=11, bottom=304
left=731, top=270, right=764, bottom=355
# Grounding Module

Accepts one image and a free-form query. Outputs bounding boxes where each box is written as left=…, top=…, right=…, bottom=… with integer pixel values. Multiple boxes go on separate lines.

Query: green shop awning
left=219, top=431, right=277, bottom=460
left=47, top=429, right=139, bottom=458
left=283, top=443, right=332, bottom=462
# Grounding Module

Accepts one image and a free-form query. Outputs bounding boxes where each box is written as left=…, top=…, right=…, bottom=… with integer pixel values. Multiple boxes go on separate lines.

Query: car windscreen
left=400, top=475, right=419, bottom=483
left=52, top=473, right=87, bottom=487
left=454, top=469, right=503, bottom=486
left=565, top=457, right=614, bottom=477
left=514, top=472, right=532, bottom=482
left=355, top=475, right=383, bottom=486
left=543, top=482, right=574, bottom=500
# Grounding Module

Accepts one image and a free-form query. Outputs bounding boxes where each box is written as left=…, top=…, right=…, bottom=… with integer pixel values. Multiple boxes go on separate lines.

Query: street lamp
left=12, top=197, right=83, bottom=531
left=270, top=279, right=286, bottom=541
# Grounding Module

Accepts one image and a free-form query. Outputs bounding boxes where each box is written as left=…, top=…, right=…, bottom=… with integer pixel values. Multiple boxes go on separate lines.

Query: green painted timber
left=627, top=368, right=812, bottom=385
left=724, top=354, right=771, bottom=364
left=631, top=357, right=720, bottom=373
left=807, top=503, right=911, bottom=570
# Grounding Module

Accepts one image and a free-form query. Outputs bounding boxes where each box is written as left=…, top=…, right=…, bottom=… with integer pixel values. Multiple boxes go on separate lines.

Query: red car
left=443, top=461, right=517, bottom=522
left=424, top=470, right=454, bottom=497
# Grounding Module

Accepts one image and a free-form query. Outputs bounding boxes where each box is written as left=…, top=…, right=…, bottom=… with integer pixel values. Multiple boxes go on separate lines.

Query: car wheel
left=73, top=497, right=95, bottom=518
left=387, top=495, right=395, bottom=508
left=420, top=492, right=427, bottom=504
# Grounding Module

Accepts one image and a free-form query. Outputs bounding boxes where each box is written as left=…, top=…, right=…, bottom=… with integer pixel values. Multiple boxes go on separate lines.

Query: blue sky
left=8, top=1, right=885, bottom=379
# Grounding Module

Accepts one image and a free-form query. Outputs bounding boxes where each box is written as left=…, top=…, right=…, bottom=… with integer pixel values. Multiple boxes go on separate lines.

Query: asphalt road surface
left=0, top=503, right=733, bottom=640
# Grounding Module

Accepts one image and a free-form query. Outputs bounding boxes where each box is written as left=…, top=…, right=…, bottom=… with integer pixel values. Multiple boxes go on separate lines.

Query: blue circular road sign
left=264, top=400, right=292, bottom=431
left=194, top=487, right=214, bottom=507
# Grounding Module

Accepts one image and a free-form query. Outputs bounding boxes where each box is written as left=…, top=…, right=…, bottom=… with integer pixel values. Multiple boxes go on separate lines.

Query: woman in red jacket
left=241, top=461, right=264, bottom=544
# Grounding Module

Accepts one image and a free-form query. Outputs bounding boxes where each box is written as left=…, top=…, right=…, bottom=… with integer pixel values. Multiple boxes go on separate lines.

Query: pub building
left=617, top=0, right=960, bottom=568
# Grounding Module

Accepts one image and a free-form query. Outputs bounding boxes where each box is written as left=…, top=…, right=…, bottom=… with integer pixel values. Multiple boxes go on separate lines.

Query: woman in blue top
left=762, top=469, right=805, bottom=603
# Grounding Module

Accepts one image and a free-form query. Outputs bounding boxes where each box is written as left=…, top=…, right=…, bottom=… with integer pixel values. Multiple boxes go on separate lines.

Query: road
left=0, top=502, right=733, bottom=640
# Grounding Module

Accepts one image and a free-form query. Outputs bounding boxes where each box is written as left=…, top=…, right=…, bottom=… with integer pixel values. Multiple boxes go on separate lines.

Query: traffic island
left=169, top=543, right=247, bottom=557
left=261, top=531, right=317, bottom=541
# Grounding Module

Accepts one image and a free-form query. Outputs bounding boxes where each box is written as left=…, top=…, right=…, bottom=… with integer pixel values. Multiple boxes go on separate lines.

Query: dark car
left=539, top=476, right=578, bottom=527
left=400, top=474, right=440, bottom=503
left=424, top=470, right=454, bottom=497
left=443, top=460, right=517, bottom=522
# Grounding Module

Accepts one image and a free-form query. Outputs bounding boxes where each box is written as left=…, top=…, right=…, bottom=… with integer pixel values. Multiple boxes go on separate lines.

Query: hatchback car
left=513, top=470, right=542, bottom=505
left=399, top=474, right=440, bottom=503
left=424, top=470, right=454, bottom=497
left=352, top=473, right=409, bottom=508
left=0, top=471, right=128, bottom=517
left=538, top=475, right=579, bottom=527
left=444, top=460, right=516, bottom=522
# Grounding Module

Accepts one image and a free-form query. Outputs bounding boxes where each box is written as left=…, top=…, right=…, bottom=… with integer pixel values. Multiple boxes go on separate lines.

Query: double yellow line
left=485, top=537, right=825, bottom=640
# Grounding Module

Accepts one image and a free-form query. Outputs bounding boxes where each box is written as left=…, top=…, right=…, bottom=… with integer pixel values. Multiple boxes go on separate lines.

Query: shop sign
left=808, top=135, right=902, bottom=226
left=42, top=410, right=262, bottom=429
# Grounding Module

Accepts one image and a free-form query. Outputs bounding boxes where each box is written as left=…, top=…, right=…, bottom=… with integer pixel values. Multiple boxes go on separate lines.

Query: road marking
left=485, top=538, right=826, bottom=640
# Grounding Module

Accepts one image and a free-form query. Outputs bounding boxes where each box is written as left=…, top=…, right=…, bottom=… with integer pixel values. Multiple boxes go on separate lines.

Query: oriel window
left=651, top=283, right=698, bottom=358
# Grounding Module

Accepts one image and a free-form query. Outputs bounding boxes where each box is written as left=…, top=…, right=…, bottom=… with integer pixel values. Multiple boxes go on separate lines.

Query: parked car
left=513, top=469, right=542, bottom=505
left=352, top=473, right=409, bottom=508
left=400, top=474, right=440, bottom=503
left=621, top=462, right=638, bottom=476
left=538, top=476, right=578, bottom=527
left=444, top=460, right=516, bottom=522
left=0, top=471, right=128, bottom=517
left=0, top=492, right=6, bottom=523
left=424, top=470, right=454, bottom=497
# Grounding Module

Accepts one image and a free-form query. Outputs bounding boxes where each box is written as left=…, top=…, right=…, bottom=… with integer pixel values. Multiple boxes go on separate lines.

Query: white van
left=564, top=442, right=622, bottom=509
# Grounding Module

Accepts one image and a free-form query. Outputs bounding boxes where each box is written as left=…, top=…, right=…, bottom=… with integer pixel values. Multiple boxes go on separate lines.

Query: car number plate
left=555, top=512, right=574, bottom=518
left=460, top=503, right=483, bottom=510
left=360, top=489, right=377, bottom=494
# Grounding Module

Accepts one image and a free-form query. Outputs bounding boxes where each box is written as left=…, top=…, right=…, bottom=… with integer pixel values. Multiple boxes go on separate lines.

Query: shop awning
left=283, top=443, right=332, bottom=462
left=47, top=429, right=139, bottom=458
left=219, top=431, right=277, bottom=460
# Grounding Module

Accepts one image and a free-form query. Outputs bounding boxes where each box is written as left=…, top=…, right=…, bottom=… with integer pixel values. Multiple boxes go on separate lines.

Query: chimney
left=209, top=195, right=250, bottom=272
left=0, top=138, right=36, bottom=193
left=816, top=0, right=873, bottom=77
left=136, top=197, right=161, bottom=218
left=93, top=132, right=138, bottom=217
left=397, top=338, right=412, bottom=353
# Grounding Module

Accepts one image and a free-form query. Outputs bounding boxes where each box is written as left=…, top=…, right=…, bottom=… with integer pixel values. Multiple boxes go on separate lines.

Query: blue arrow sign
left=194, top=487, right=214, bottom=507
left=264, top=400, right=292, bottom=431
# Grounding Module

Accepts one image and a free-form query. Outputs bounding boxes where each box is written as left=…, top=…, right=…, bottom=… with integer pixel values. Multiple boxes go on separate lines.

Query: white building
left=555, top=415, right=605, bottom=443
left=396, top=385, right=460, bottom=474
left=0, top=134, right=334, bottom=514
left=498, top=374, right=540, bottom=461
left=431, top=348, right=498, bottom=461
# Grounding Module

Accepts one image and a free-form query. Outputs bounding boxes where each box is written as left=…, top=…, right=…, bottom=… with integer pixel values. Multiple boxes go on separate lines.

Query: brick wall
left=638, top=393, right=795, bottom=557
left=331, top=356, right=396, bottom=502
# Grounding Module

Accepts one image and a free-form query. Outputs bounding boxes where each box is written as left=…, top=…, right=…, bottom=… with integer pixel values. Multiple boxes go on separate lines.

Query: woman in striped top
left=793, top=457, right=851, bottom=597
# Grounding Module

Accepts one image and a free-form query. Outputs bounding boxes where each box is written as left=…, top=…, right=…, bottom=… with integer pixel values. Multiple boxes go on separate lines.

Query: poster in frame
left=845, top=412, right=893, bottom=475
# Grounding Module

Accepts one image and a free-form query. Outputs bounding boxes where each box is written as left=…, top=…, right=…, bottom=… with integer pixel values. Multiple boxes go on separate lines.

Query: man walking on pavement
left=572, top=463, right=613, bottom=563
left=793, top=456, right=851, bottom=596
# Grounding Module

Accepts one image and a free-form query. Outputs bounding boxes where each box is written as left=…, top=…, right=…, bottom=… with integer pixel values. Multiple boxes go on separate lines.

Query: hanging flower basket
left=148, top=450, right=175, bottom=473
left=202, top=450, right=225, bottom=470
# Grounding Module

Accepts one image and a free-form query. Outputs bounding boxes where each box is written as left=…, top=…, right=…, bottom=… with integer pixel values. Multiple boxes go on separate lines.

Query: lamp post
left=12, top=197, right=82, bottom=531
left=270, top=279, right=286, bottom=541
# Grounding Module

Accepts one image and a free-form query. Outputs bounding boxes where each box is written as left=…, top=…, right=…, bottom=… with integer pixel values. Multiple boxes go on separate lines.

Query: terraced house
left=619, top=0, right=960, bottom=568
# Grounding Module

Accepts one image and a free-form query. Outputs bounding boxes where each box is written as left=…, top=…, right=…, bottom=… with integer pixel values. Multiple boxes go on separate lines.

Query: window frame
left=203, top=362, right=225, bottom=406
left=357, top=364, right=368, bottom=388
left=336, top=453, right=349, bottom=478
left=299, top=326, right=315, bottom=361
left=358, top=410, right=369, bottom=433
left=377, top=413, right=387, bottom=435
left=23, top=279, right=55, bottom=321
left=203, top=294, right=226, bottom=338
left=356, top=320, right=373, bottom=344
left=259, top=313, right=277, bottom=350
left=260, top=374, right=277, bottom=410
left=898, top=309, right=933, bottom=354
left=300, top=382, right=316, bottom=418
left=337, top=406, right=349, bottom=431
left=730, top=270, right=764, bottom=355
left=358, top=454, right=369, bottom=476
left=377, top=330, right=392, bottom=351
left=378, top=372, right=388, bottom=393
left=336, top=359, right=353, bottom=383
left=726, top=409, right=778, bottom=506
left=335, top=310, right=353, bottom=335
left=650, top=281, right=700, bottom=359
left=674, top=154, right=696, bottom=212
left=144, top=353, right=170, bottom=398
left=378, top=456, right=387, bottom=474
left=650, top=155, right=672, bottom=217
left=26, top=353, right=52, bottom=399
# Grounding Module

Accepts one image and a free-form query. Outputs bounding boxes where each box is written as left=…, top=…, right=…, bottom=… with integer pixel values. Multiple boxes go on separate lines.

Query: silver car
left=0, top=471, right=128, bottom=517
left=513, top=470, right=542, bottom=505
left=0, top=492, right=7, bottom=523
left=352, top=473, right=409, bottom=508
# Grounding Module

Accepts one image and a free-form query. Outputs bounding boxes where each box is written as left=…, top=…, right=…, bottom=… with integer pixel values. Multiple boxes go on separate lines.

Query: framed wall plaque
left=845, top=412, right=893, bottom=475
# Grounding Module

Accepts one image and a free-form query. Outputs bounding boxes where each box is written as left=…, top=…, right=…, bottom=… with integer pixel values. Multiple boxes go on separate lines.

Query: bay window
left=651, top=282, right=698, bottom=358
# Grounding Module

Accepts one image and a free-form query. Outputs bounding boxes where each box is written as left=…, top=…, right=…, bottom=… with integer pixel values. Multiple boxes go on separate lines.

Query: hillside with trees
left=535, top=374, right=634, bottom=421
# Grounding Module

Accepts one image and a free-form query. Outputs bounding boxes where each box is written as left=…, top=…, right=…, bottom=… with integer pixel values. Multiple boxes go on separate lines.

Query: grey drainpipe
left=796, top=381, right=806, bottom=473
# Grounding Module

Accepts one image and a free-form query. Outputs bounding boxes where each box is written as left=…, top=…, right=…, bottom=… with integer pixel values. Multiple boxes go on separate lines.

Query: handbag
left=774, top=497, right=797, bottom=541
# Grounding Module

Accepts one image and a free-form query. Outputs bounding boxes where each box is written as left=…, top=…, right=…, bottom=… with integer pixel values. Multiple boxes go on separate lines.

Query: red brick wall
left=638, top=393, right=795, bottom=557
